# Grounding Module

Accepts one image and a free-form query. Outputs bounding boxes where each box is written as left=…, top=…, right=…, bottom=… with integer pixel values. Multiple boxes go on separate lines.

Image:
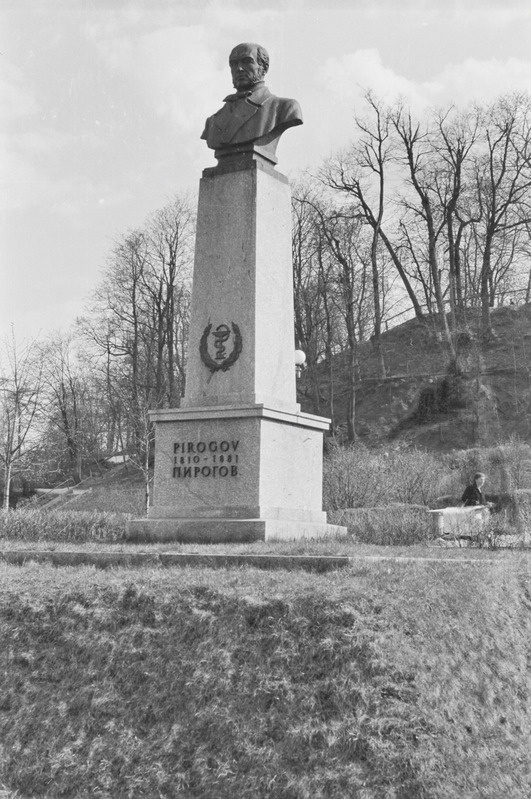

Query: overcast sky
left=3, top=0, right=531, bottom=342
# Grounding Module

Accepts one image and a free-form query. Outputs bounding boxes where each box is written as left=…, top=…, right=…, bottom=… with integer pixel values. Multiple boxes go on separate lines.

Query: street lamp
left=294, top=349, right=306, bottom=378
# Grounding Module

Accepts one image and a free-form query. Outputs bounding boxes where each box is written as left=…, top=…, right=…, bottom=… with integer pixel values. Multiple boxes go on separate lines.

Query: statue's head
left=229, top=43, right=269, bottom=91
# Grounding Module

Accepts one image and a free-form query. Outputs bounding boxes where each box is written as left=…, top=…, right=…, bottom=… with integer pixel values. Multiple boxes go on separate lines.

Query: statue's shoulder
left=277, top=95, right=302, bottom=115
left=273, top=95, right=303, bottom=125
left=256, top=87, right=302, bottom=123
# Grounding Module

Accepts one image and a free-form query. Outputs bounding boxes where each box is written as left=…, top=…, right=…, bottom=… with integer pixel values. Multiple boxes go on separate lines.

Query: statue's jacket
left=201, top=83, right=302, bottom=150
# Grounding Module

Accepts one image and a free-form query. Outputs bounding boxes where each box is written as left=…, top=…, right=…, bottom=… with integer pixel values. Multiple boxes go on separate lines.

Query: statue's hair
left=255, top=45, right=270, bottom=74
left=230, top=42, right=269, bottom=74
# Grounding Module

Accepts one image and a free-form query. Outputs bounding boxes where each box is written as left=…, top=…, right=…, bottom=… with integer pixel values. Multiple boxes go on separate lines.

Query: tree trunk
left=2, top=462, right=12, bottom=511
left=446, top=215, right=458, bottom=332
left=58, top=382, right=81, bottom=483
left=370, top=229, right=386, bottom=377
left=144, top=425, right=151, bottom=515
left=346, top=340, right=357, bottom=443
left=481, top=235, right=494, bottom=335
left=378, top=227, right=425, bottom=320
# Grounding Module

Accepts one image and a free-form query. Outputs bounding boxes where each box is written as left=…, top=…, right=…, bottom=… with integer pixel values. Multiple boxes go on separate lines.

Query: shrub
left=329, top=504, right=431, bottom=545
left=0, top=509, right=127, bottom=543
left=385, top=449, right=443, bottom=505
left=479, top=518, right=528, bottom=550
left=323, top=444, right=386, bottom=510
left=323, top=445, right=443, bottom=510
left=443, top=440, right=531, bottom=497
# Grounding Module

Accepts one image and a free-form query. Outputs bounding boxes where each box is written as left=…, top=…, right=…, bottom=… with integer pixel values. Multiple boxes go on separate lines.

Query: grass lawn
left=1, top=532, right=529, bottom=559
left=1, top=506, right=528, bottom=560
left=1, top=557, right=530, bottom=798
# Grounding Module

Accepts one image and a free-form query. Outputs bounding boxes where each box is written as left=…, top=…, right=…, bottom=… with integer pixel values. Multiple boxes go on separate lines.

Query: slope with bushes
left=300, top=303, right=531, bottom=450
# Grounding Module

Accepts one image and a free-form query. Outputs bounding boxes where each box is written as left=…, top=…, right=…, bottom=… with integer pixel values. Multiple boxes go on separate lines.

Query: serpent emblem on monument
left=199, top=322, right=242, bottom=372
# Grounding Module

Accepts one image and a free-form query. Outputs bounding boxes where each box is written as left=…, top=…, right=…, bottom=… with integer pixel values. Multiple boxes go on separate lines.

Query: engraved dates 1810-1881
left=172, top=439, right=240, bottom=479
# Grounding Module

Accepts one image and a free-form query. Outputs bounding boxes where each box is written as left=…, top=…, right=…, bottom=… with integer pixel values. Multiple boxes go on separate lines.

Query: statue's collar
left=223, top=82, right=268, bottom=105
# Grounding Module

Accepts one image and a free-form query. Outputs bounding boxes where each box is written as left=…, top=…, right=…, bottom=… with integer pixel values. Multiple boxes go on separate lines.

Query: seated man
left=201, top=42, right=303, bottom=158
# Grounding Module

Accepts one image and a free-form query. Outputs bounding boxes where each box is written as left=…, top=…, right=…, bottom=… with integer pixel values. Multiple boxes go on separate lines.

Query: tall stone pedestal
left=127, top=150, right=345, bottom=543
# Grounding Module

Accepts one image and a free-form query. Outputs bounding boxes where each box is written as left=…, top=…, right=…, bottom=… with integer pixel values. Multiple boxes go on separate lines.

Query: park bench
left=427, top=505, right=490, bottom=545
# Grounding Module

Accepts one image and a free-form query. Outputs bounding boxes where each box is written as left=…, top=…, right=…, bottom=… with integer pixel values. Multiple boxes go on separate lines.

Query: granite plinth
left=182, top=161, right=296, bottom=411
left=126, top=518, right=346, bottom=544
left=126, top=404, right=345, bottom=543
left=126, top=150, right=345, bottom=544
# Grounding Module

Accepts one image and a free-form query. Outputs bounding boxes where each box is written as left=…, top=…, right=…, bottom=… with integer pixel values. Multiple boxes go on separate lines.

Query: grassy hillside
left=1, top=558, right=530, bottom=798
left=299, top=303, right=531, bottom=450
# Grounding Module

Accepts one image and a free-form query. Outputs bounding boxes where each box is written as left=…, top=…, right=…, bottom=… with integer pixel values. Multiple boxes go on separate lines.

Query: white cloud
left=0, top=142, right=73, bottom=212
left=319, top=48, right=531, bottom=111
left=0, top=121, right=95, bottom=212
left=11, top=129, right=73, bottom=155
left=449, top=1, right=531, bottom=27
left=0, top=64, right=39, bottom=122
left=0, top=130, right=132, bottom=216
left=199, top=0, right=282, bottom=31
left=436, top=57, right=531, bottom=105
left=297, top=47, right=531, bottom=174
left=83, top=4, right=292, bottom=140
left=89, top=24, right=222, bottom=138
left=49, top=182, right=134, bottom=220
left=319, top=49, right=429, bottom=110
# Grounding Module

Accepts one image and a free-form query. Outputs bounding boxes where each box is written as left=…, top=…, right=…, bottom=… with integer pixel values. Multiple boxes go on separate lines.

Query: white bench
left=427, top=506, right=490, bottom=539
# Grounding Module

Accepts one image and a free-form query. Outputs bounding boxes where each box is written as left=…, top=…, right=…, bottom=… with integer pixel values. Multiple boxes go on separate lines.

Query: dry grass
left=0, top=559, right=530, bottom=798
left=0, top=508, right=128, bottom=543
left=330, top=504, right=431, bottom=545
left=71, top=481, right=146, bottom=515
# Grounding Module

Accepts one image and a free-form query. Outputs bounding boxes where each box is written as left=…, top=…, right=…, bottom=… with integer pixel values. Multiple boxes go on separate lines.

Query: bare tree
left=80, top=194, right=195, bottom=464
left=354, top=92, right=393, bottom=363
left=292, top=181, right=340, bottom=415
left=322, top=94, right=425, bottom=328
left=471, top=93, right=531, bottom=334
left=41, top=333, right=84, bottom=483
left=143, top=196, right=195, bottom=406
left=0, top=332, right=44, bottom=509
left=38, top=332, right=112, bottom=483
left=432, top=106, right=481, bottom=320
left=314, top=205, right=372, bottom=441
left=392, top=104, right=457, bottom=355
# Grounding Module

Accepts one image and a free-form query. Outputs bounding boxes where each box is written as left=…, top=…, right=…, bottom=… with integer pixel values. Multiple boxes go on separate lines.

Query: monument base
left=126, top=404, right=346, bottom=544
left=126, top=518, right=346, bottom=544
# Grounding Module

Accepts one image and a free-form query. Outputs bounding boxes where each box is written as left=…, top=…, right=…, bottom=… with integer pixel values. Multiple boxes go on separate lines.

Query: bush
left=323, top=445, right=443, bottom=510
left=0, top=509, right=127, bottom=543
left=443, top=440, right=531, bottom=497
left=478, top=518, right=528, bottom=550
left=323, top=445, right=385, bottom=510
left=329, top=504, right=431, bottom=546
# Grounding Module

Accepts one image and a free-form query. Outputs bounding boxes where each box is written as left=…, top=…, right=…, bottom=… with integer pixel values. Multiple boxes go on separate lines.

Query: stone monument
left=127, top=43, right=346, bottom=542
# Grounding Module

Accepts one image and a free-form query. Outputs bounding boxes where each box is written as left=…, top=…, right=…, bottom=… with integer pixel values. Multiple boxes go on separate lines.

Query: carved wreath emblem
left=200, top=322, right=242, bottom=372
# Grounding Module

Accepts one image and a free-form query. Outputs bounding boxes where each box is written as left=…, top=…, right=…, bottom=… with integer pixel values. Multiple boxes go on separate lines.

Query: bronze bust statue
left=201, top=43, right=303, bottom=162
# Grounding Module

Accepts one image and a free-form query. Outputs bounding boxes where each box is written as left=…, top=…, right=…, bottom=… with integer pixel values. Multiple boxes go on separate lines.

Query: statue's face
left=229, top=44, right=264, bottom=90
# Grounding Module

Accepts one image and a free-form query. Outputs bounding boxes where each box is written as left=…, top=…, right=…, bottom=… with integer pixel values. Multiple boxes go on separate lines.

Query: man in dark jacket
left=461, top=472, right=486, bottom=506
